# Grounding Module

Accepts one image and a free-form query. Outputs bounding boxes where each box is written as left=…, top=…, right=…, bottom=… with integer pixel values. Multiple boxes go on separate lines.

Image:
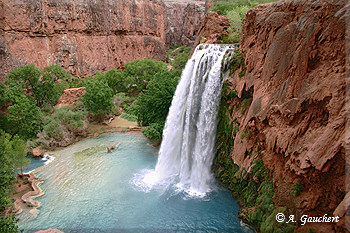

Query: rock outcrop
left=220, top=0, right=348, bottom=231
left=56, top=87, right=86, bottom=108
left=0, top=0, right=168, bottom=81
left=31, top=146, right=47, bottom=157
left=163, top=0, right=207, bottom=47
left=192, top=11, right=230, bottom=50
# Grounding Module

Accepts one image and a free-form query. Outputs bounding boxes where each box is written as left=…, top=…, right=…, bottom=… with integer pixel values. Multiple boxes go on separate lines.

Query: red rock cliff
left=224, top=0, right=348, bottom=231
left=0, top=0, right=208, bottom=81
left=0, top=0, right=168, bottom=81
left=163, top=0, right=207, bottom=47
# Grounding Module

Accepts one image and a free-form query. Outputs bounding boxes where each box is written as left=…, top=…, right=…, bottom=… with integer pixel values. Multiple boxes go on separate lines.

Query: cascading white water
left=136, top=44, right=235, bottom=197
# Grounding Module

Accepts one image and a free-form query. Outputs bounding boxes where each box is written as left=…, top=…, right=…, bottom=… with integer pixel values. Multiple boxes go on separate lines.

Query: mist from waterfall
left=134, top=44, right=235, bottom=197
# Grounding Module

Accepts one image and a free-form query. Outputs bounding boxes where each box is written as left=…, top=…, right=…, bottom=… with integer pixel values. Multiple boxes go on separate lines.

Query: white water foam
left=42, top=153, right=56, bottom=165
left=24, top=154, right=56, bottom=174
left=133, top=44, right=235, bottom=198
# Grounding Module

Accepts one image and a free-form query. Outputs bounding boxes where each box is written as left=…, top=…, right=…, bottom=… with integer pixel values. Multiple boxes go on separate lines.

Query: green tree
left=123, top=59, right=168, bottom=93
left=0, top=131, right=23, bottom=232
left=6, top=98, right=44, bottom=139
left=82, top=81, right=114, bottom=121
left=10, top=135, right=29, bottom=175
left=134, top=71, right=179, bottom=126
left=129, top=70, right=179, bottom=140
left=141, top=123, right=164, bottom=140
left=6, top=64, right=65, bottom=107
left=0, top=131, right=16, bottom=210
left=0, top=215, right=22, bottom=233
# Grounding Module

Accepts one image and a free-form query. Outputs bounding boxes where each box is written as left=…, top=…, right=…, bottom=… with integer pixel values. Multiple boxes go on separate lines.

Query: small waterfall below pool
left=138, top=44, right=236, bottom=196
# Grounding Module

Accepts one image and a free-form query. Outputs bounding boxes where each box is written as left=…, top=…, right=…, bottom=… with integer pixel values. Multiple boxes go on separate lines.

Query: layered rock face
left=0, top=0, right=167, bottom=81
left=163, top=0, right=207, bottom=47
left=224, top=0, right=348, bottom=231
left=0, top=0, right=208, bottom=81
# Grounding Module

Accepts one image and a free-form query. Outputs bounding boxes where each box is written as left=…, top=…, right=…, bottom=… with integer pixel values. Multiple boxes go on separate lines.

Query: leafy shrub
left=9, top=135, right=29, bottom=174
left=123, top=59, right=168, bottom=93
left=43, top=118, right=64, bottom=140
left=212, top=0, right=276, bottom=43
left=225, top=6, right=250, bottom=42
left=141, top=123, right=164, bottom=140
left=0, top=131, right=16, bottom=209
left=230, top=50, right=245, bottom=71
left=0, top=131, right=27, bottom=211
left=167, top=45, right=192, bottom=71
left=238, top=66, right=247, bottom=77
left=39, top=106, right=87, bottom=147
left=113, top=93, right=136, bottom=111
left=120, top=113, right=138, bottom=122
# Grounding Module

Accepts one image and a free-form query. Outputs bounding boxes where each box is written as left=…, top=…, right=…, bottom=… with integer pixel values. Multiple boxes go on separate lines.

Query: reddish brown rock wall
left=164, top=0, right=207, bottom=47
left=0, top=0, right=168, bottom=81
left=192, top=10, right=230, bottom=49
left=225, top=0, right=348, bottom=231
left=0, top=0, right=208, bottom=82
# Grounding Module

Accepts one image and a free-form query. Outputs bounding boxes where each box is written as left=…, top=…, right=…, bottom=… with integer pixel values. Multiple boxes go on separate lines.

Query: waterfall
left=135, top=44, right=235, bottom=197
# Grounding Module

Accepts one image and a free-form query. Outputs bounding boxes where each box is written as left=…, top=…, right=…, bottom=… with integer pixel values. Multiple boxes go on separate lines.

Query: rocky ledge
left=12, top=173, right=44, bottom=215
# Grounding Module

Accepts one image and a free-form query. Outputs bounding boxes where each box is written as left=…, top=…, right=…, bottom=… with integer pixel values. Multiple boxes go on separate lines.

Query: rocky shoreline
left=11, top=173, right=44, bottom=215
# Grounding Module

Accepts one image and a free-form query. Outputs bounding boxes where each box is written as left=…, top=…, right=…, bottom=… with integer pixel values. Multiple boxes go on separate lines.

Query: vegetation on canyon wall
left=211, top=0, right=276, bottom=43
left=213, top=52, right=295, bottom=233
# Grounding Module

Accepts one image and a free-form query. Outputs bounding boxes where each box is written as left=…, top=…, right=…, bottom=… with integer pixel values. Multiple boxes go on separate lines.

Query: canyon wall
left=219, top=0, right=348, bottom=231
left=163, top=0, right=207, bottom=47
left=0, top=0, right=206, bottom=81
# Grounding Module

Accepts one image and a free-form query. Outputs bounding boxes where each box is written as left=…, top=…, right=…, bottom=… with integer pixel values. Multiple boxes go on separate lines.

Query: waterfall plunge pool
left=18, top=133, right=252, bottom=233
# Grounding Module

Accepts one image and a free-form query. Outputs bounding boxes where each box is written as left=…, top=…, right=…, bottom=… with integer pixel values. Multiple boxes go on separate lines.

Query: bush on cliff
left=214, top=80, right=295, bottom=232
left=212, top=0, right=276, bottom=43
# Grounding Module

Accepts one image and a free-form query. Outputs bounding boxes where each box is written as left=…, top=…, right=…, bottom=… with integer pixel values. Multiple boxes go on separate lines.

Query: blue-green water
left=18, top=133, right=251, bottom=233
left=22, top=155, right=55, bottom=174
